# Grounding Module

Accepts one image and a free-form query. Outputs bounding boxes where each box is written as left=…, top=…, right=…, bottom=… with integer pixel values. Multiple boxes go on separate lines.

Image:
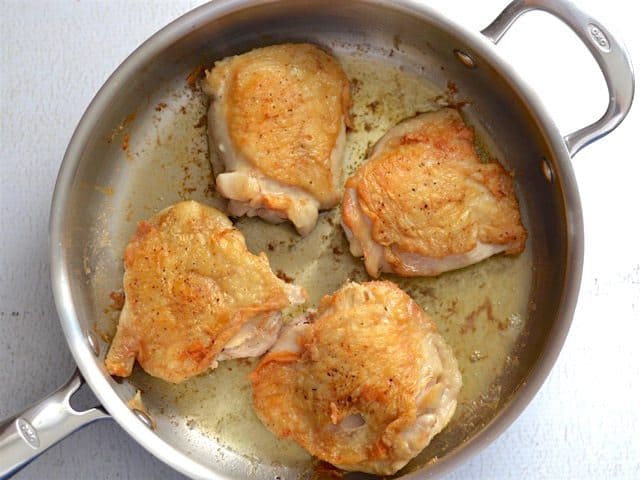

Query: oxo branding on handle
left=15, top=418, right=40, bottom=449
left=587, top=23, right=611, bottom=52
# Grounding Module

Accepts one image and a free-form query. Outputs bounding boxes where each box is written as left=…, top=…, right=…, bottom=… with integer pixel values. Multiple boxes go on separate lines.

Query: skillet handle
left=481, top=0, right=634, bottom=157
left=0, top=370, right=109, bottom=478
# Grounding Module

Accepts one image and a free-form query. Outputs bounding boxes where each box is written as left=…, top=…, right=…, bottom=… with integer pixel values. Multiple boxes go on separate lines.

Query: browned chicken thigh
left=342, top=108, right=527, bottom=277
left=202, top=43, right=351, bottom=236
left=104, top=201, right=306, bottom=384
left=251, top=281, right=461, bottom=475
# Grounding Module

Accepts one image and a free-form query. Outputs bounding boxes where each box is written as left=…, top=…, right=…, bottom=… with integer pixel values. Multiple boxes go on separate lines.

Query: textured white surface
left=0, top=0, right=638, bottom=479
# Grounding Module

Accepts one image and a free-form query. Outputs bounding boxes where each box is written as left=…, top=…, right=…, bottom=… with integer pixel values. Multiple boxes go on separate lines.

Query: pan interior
left=60, top=1, right=567, bottom=478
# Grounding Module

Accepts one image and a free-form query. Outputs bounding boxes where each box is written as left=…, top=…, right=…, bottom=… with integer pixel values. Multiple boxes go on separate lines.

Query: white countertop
left=1, top=1, right=638, bottom=478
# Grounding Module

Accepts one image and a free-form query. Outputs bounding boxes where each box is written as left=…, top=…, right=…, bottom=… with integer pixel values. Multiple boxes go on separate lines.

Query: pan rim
left=49, top=0, right=584, bottom=478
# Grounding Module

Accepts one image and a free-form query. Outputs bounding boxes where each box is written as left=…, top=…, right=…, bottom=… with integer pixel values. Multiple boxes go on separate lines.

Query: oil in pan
left=90, top=52, right=533, bottom=474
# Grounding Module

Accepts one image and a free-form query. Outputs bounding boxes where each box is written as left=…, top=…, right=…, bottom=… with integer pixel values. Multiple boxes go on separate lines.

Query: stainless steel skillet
left=0, top=0, right=633, bottom=478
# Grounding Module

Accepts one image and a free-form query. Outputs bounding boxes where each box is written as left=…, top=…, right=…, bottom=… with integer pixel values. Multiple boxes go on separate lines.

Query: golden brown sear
left=342, top=108, right=527, bottom=277
left=202, top=43, right=351, bottom=235
left=251, top=281, right=461, bottom=475
left=105, top=201, right=305, bottom=384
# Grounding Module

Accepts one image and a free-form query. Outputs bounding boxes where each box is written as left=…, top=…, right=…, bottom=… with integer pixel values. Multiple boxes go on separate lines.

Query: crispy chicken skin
left=104, top=201, right=306, bottom=384
left=342, top=108, right=527, bottom=277
left=250, top=281, right=461, bottom=475
left=201, top=43, right=351, bottom=236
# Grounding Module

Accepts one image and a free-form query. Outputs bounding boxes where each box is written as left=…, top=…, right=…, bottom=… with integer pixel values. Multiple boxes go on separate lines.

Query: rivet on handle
left=87, top=332, right=100, bottom=356
left=454, top=49, right=477, bottom=69
left=133, top=409, right=154, bottom=429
